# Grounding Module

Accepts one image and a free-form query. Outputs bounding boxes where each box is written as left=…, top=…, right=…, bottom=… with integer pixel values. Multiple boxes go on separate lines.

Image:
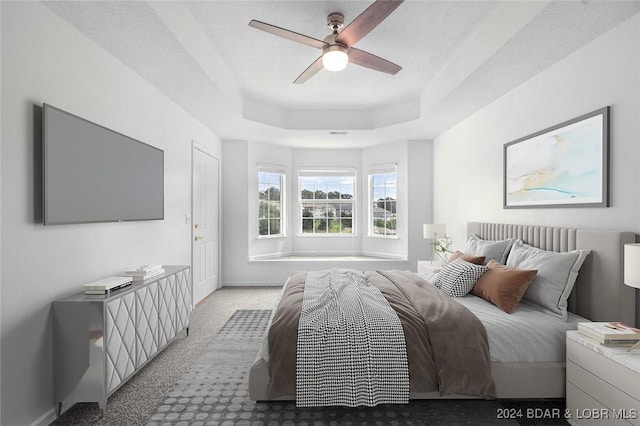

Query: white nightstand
left=417, top=261, right=443, bottom=276
left=566, top=330, right=640, bottom=425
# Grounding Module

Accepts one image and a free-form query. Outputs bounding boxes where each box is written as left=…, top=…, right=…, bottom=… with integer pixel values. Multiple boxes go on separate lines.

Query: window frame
left=297, top=168, right=356, bottom=236
left=257, top=166, right=286, bottom=239
left=368, top=164, right=398, bottom=238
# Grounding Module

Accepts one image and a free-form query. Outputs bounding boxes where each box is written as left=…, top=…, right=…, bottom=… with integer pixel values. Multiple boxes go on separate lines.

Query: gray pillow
left=433, top=258, right=488, bottom=297
left=506, top=239, right=590, bottom=320
left=464, top=235, right=515, bottom=264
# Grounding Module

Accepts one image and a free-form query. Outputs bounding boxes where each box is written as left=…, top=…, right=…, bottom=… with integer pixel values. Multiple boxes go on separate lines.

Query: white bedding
left=455, top=294, right=586, bottom=363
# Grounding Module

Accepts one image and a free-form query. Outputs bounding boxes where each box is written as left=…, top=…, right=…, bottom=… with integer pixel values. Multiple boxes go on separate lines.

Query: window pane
left=302, top=218, right=314, bottom=233
left=387, top=200, right=396, bottom=214
left=335, top=201, right=353, bottom=218
left=258, top=171, right=284, bottom=237
left=325, top=203, right=334, bottom=219
left=258, top=172, right=269, bottom=184
left=258, top=200, right=268, bottom=219
left=259, top=183, right=270, bottom=200
left=328, top=218, right=340, bottom=233
left=386, top=218, right=396, bottom=235
left=340, top=183, right=354, bottom=199
left=267, top=186, right=280, bottom=202
left=314, top=218, right=327, bottom=233
left=258, top=219, right=269, bottom=236
left=299, top=171, right=355, bottom=235
left=341, top=218, right=352, bottom=233
left=271, top=201, right=281, bottom=214
left=269, top=219, right=280, bottom=235
left=327, top=177, right=340, bottom=199
left=369, top=170, right=397, bottom=237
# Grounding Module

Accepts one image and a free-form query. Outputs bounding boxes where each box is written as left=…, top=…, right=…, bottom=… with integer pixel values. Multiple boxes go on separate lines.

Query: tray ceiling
left=44, top=1, right=640, bottom=148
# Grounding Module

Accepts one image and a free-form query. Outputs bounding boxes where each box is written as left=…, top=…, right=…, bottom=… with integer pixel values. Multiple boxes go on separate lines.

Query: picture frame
left=503, top=107, right=609, bottom=209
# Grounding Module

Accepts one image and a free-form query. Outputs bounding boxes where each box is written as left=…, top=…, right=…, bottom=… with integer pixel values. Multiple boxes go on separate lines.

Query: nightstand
left=417, top=260, right=443, bottom=276
left=566, top=330, right=640, bottom=425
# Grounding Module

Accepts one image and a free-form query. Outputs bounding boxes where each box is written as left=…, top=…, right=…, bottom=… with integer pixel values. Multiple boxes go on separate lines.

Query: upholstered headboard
left=468, top=222, right=637, bottom=326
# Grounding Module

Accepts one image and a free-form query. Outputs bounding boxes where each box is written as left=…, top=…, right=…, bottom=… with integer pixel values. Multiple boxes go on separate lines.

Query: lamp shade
left=322, top=45, right=349, bottom=72
left=624, top=243, right=640, bottom=289
left=423, top=223, right=447, bottom=239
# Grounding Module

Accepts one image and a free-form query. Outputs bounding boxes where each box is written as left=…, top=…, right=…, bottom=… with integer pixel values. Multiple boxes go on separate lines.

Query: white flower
left=434, top=237, right=453, bottom=254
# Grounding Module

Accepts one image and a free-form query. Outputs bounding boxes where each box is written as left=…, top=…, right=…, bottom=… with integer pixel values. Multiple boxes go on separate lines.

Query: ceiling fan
left=248, top=0, right=404, bottom=84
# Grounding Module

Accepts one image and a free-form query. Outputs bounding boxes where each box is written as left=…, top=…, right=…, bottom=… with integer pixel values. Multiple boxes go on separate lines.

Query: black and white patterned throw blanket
left=295, top=268, right=409, bottom=407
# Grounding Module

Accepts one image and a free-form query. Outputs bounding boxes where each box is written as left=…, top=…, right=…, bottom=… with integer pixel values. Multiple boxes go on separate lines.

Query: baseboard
left=30, top=407, right=57, bottom=426
left=222, top=281, right=284, bottom=287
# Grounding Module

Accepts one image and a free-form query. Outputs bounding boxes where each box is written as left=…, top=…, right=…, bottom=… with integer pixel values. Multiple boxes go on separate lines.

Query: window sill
left=249, top=254, right=408, bottom=262
left=256, top=235, right=287, bottom=240
left=295, top=233, right=359, bottom=237
left=367, top=234, right=400, bottom=239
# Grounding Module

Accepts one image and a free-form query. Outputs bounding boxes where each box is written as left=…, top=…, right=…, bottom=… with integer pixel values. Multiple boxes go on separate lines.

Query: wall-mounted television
left=43, top=104, right=164, bottom=225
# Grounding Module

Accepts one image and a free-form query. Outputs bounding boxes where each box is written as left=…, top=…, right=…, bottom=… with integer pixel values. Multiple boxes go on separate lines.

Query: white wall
left=407, top=140, right=434, bottom=266
left=0, top=3, right=3, bottom=423
left=222, top=139, right=432, bottom=286
left=0, top=3, right=221, bottom=425
left=434, top=13, right=640, bottom=248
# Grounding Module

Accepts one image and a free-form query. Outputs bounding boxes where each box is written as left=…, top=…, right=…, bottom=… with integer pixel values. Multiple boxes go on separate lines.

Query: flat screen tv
left=43, top=104, right=164, bottom=225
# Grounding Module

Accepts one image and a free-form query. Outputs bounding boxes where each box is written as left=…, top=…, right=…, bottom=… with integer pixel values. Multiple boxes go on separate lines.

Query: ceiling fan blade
left=349, top=48, right=401, bottom=74
left=249, top=20, right=328, bottom=49
left=294, top=56, right=324, bottom=84
left=335, top=0, right=404, bottom=47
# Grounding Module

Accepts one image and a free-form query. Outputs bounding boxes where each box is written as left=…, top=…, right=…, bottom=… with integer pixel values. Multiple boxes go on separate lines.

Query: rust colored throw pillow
left=471, top=260, right=537, bottom=314
left=447, top=251, right=485, bottom=265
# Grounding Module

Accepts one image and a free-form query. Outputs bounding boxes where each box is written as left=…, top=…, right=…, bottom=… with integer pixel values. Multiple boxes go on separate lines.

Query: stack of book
left=577, top=321, right=640, bottom=347
left=84, top=276, right=133, bottom=295
left=124, top=265, right=165, bottom=282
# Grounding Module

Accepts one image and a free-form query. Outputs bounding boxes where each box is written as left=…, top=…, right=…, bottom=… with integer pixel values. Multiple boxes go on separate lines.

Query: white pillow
left=464, top=235, right=515, bottom=265
left=433, top=258, right=488, bottom=297
left=506, top=240, right=590, bottom=320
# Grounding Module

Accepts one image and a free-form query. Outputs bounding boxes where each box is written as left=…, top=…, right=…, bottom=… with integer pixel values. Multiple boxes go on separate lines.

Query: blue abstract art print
left=504, top=107, right=609, bottom=208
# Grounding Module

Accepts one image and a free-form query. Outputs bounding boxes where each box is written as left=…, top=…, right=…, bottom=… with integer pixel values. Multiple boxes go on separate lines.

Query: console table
left=53, top=265, right=191, bottom=417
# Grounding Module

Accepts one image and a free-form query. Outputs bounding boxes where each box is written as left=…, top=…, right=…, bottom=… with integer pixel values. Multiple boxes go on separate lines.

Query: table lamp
left=623, top=243, right=640, bottom=351
left=423, top=223, right=447, bottom=264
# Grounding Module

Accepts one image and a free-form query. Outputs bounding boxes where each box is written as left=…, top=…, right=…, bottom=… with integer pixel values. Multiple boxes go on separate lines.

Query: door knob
left=194, top=235, right=204, bottom=241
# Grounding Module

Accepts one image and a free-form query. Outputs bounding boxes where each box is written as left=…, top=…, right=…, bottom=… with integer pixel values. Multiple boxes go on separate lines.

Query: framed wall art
left=504, top=107, right=609, bottom=209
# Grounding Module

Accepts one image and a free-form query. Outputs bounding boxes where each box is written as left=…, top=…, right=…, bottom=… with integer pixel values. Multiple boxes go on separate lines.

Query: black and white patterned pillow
left=433, top=258, right=488, bottom=297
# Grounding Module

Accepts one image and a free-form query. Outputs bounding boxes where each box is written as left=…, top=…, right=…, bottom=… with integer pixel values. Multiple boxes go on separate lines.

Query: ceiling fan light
left=322, top=46, right=349, bottom=72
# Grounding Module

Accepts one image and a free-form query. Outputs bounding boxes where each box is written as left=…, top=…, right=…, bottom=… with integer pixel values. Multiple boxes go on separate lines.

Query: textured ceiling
left=44, top=0, right=640, bottom=148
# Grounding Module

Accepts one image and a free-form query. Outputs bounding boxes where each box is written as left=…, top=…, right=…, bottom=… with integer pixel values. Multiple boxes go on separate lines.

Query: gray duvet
left=266, top=270, right=496, bottom=401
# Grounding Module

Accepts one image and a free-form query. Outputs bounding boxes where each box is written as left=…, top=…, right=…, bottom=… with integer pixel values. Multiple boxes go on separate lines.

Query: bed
left=249, top=222, right=636, bottom=402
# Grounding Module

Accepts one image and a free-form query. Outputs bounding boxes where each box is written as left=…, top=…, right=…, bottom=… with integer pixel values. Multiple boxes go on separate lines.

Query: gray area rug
left=145, top=310, right=566, bottom=426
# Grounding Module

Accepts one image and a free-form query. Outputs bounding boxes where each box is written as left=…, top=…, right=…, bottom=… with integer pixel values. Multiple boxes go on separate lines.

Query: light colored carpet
left=51, top=287, right=281, bottom=425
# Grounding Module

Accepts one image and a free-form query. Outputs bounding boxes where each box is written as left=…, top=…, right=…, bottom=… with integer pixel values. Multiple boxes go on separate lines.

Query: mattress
left=455, top=295, right=587, bottom=363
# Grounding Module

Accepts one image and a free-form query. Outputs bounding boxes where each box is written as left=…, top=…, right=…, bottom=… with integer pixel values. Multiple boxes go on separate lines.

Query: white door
left=192, top=147, right=220, bottom=304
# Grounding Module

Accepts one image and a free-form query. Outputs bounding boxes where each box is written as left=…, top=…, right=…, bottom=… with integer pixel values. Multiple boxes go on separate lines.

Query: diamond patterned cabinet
left=53, top=265, right=191, bottom=417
